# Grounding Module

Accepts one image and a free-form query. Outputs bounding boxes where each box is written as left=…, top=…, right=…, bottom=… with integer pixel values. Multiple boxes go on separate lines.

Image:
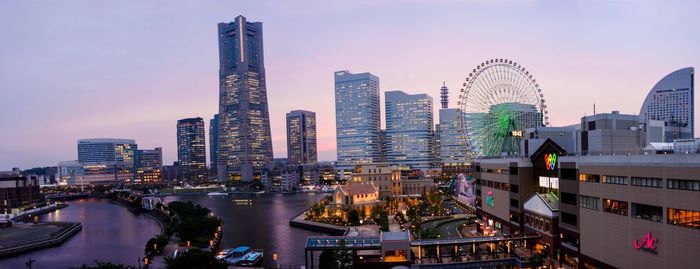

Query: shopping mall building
left=474, top=124, right=699, bottom=268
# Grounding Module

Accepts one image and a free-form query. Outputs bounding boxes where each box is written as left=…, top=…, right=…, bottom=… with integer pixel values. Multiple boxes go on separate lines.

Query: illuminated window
left=578, top=173, right=599, bottom=183
left=603, top=198, right=628, bottom=216
left=667, top=208, right=700, bottom=229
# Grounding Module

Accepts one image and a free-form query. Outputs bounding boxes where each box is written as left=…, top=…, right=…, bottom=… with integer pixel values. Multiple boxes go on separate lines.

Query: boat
left=233, top=199, right=253, bottom=205
left=208, top=192, right=229, bottom=196
left=215, top=248, right=236, bottom=260
left=224, top=246, right=251, bottom=264
left=253, top=190, right=265, bottom=195
left=236, top=249, right=263, bottom=267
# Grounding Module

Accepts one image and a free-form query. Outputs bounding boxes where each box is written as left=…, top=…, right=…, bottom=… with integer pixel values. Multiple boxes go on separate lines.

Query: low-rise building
left=0, top=171, right=43, bottom=215
left=333, top=183, right=380, bottom=208
left=351, top=163, right=402, bottom=200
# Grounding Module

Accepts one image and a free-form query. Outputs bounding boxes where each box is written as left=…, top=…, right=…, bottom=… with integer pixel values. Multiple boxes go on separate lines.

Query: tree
left=164, top=249, right=228, bottom=269
left=347, top=209, right=360, bottom=226
left=338, top=240, right=354, bottom=269
left=318, top=250, right=340, bottom=269
left=420, top=228, right=440, bottom=239
left=70, top=261, right=137, bottom=269
left=144, top=235, right=169, bottom=256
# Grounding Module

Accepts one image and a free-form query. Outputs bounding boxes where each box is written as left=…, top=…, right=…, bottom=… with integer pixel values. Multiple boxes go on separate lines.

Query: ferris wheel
left=457, top=58, right=548, bottom=158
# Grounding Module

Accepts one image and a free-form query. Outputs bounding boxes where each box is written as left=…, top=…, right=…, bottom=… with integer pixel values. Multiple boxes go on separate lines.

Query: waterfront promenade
left=0, top=222, right=82, bottom=258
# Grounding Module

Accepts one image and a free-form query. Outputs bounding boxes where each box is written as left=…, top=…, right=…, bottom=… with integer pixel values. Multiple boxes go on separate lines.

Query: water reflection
left=163, top=193, right=327, bottom=266
left=0, top=198, right=161, bottom=269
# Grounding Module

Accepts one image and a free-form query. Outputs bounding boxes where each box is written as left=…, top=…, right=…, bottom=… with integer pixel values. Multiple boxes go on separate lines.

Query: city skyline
left=2, top=1, right=700, bottom=169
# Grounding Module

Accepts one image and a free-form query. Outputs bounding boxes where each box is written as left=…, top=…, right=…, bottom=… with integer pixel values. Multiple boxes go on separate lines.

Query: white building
left=385, top=91, right=434, bottom=170
left=639, top=67, right=694, bottom=141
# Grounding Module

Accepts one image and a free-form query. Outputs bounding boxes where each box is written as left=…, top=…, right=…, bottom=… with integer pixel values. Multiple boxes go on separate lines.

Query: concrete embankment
left=0, top=222, right=82, bottom=257
left=288, top=210, right=348, bottom=236
left=11, top=203, right=69, bottom=221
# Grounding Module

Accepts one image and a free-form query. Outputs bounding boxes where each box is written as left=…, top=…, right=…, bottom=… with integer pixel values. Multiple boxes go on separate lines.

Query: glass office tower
left=334, top=70, right=381, bottom=175
left=217, top=15, right=273, bottom=181
left=385, top=91, right=434, bottom=170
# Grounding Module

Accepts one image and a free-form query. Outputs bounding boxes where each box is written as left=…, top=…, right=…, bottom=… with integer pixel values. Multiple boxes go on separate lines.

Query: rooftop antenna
left=440, top=81, right=449, bottom=109
left=593, top=102, right=596, bottom=115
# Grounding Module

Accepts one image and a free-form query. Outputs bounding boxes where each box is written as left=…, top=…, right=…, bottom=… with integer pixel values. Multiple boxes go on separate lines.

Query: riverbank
left=288, top=209, right=349, bottom=236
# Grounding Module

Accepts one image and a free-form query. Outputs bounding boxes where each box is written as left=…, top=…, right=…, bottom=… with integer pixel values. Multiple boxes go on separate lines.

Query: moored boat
left=236, top=249, right=263, bottom=267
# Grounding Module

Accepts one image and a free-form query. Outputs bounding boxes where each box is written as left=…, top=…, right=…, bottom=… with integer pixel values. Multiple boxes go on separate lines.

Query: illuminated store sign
left=486, top=191, right=494, bottom=207
left=544, top=153, right=557, bottom=171
left=633, top=232, right=658, bottom=253
left=539, top=176, right=559, bottom=189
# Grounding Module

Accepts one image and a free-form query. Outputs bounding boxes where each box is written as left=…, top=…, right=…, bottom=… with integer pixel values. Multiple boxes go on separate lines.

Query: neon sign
left=486, top=191, right=494, bottom=207
left=544, top=153, right=557, bottom=171
left=633, top=233, right=658, bottom=253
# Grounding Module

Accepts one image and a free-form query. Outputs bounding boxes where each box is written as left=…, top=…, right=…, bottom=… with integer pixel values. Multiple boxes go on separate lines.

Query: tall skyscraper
left=334, top=70, right=381, bottom=175
left=136, top=147, right=163, bottom=182
left=435, top=83, right=470, bottom=166
left=209, top=114, right=219, bottom=173
left=177, top=117, right=207, bottom=183
left=385, top=91, right=434, bottom=170
left=639, top=67, right=694, bottom=141
left=217, top=15, right=273, bottom=181
left=77, top=138, right=137, bottom=182
left=437, top=108, right=470, bottom=165
left=286, top=110, right=317, bottom=164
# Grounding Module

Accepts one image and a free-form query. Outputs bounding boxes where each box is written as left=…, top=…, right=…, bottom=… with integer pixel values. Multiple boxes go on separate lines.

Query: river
left=162, top=192, right=327, bottom=267
left=0, top=193, right=326, bottom=268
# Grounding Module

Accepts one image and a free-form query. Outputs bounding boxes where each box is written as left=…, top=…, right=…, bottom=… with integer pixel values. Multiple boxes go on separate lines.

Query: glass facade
left=177, top=117, right=207, bottom=183
left=437, top=108, right=469, bottom=165
left=217, top=16, right=273, bottom=181
left=334, top=70, right=381, bottom=172
left=286, top=110, right=317, bottom=164
left=209, top=114, right=219, bottom=172
left=136, top=148, right=163, bottom=182
left=76, top=138, right=137, bottom=182
left=385, top=91, right=434, bottom=170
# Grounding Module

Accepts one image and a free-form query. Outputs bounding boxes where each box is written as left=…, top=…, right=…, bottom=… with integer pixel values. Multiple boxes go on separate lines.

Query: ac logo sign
left=633, top=232, right=658, bottom=253
left=544, top=153, right=557, bottom=171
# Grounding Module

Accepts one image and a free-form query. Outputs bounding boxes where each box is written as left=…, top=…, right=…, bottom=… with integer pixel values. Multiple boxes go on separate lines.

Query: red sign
left=633, top=233, right=657, bottom=253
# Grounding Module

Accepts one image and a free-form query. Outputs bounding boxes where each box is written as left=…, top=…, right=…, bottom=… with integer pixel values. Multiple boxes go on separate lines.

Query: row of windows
left=525, top=213, right=550, bottom=231
left=579, top=174, right=698, bottom=191
left=478, top=179, right=511, bottom=192
left=603, top=198, right=628, bottom=216
left=578, top=195, right=699, bottom=229
left=668, top=179, right=700, bottom=191
left=631, top=177, right=663, bottom=188
left=479, top=168, right=510, bottom=175
left=580, top=195, right=599, bottom=210
left=578, top=173, right=600, bottom=183
left=602, top=175, right=627, bottom=185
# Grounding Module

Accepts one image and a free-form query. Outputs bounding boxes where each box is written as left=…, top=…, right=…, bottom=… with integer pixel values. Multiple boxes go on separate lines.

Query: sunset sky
left=1, top=0, right=698, bottom=169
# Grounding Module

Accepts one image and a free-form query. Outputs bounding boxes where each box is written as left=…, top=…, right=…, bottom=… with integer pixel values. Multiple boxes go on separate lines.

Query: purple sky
left=1, top=0, right=698, bottom=169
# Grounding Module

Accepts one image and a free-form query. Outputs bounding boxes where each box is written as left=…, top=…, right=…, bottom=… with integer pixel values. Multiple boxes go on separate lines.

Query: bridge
left=304, top=232, right=540, bottom=268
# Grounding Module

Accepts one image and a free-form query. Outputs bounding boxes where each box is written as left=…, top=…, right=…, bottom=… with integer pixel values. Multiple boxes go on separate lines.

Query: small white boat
left=208, top=192, right=229, bottom=196
left=233, top=199, right=253, bottom=205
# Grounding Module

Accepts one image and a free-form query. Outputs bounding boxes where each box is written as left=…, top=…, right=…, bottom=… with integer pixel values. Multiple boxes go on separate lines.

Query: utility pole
left=25, top=258, right=36, bottom=269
